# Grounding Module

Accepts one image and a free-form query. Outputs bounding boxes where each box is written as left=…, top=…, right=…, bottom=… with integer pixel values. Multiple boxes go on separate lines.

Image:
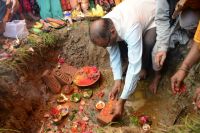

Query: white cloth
left=104, top=0, right=156, bottom=99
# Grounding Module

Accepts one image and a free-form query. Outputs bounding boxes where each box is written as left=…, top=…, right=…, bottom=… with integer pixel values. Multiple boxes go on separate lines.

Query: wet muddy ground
left=0, top=21, right=199, bottom=133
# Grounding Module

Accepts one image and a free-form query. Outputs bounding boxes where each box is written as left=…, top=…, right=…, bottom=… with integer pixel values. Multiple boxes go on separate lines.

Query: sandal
left=42, top=70, right=61, bottom=94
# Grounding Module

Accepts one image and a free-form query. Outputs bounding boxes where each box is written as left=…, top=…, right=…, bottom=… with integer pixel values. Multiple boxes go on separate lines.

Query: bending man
left=89, top=0, right=156, bottom=119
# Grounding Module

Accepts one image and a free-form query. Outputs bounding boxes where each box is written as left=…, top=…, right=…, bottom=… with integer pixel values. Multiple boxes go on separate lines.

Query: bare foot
left=139, top=69, right=147, bottom=80
left=149, top=72, right=161, bottom=94
left=111, top=100, right=125, bottom=121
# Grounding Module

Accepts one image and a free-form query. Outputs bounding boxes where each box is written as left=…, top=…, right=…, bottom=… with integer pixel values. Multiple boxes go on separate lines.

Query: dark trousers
left=119, top=27, right=156, bottom=71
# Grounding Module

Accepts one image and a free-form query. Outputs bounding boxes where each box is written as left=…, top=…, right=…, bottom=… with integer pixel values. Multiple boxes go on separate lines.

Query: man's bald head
left=89, top=18, right=113, bottom=47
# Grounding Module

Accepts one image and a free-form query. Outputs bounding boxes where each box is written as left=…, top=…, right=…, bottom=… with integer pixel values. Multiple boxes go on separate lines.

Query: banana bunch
left=91, top=4, right=104, bottom=17
left=71, top=9, right=84, bottom=19
left=49, top=22, right=60, bottom=28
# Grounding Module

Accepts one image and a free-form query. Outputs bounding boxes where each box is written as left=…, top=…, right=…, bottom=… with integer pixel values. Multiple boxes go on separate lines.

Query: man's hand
left=6, top=0, right=19, bottom=13
left=109, top=80, right=121, bottom=100
left=111, top=99, right=125, bottom=120
left=172, top=0, right=188, bottom=19
left=11, top=0, right=19, bottom=13
left=155, top=51, right=166, bottom=69
left=171, top=70, right=187, bottom=94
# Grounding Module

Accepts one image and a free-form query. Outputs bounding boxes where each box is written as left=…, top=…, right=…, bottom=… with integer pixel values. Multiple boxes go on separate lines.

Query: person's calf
left=139, top=68, right=147, bottom=80
left=0, top=21, right=5, bottom=35
left=149, top=71, right=162, bottom=94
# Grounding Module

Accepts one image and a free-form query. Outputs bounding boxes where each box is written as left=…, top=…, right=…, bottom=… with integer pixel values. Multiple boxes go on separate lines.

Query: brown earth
left=0, top=21, right=199, bottom=133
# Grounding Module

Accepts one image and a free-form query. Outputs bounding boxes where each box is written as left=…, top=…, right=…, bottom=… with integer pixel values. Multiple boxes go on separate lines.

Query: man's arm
left=153, top=0, right=174, bottom=68
left=171, top=22, right=200, bottom=92
left=106, top=43, right=123, bottom=101
left=171, top=42, right=200, bottom=93
left=107, top=44, right=122, bottom=81
left=120, top=23, right=142, bottom=99
left=154, top=0, right=172, bottom=52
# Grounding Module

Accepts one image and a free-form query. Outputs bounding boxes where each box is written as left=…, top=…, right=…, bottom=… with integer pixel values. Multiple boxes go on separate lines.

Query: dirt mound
left=62, top=21, right=109, bottom=68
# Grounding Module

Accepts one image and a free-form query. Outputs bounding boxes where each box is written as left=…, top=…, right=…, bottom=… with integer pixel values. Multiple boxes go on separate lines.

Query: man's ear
left=110, top=25, right=116, bottom=35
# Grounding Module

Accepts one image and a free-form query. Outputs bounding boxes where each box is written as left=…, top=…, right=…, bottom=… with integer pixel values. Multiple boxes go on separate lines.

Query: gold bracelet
left=177, top=68, right=189, bottom=73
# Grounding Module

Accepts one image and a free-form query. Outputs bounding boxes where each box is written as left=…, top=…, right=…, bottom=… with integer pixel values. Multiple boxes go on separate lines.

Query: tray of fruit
left=73, top=66, right=100, bottom=87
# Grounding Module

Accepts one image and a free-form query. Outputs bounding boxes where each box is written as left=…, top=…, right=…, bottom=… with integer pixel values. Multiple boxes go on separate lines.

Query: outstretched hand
left=155, top=51, right=166, bottom=69
left=171, top=70, right=187, bottom=94
left=110, top=99, right=125, bottom=120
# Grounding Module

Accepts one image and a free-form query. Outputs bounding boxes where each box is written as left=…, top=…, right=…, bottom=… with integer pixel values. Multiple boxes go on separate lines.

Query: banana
left=49, top=22, right=60, bottom=28
left=33, top=22, right=43, bottom=29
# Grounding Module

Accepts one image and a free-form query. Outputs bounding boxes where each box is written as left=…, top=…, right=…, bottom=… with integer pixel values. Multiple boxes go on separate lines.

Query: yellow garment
left=194, top=21, right=200, bottom=48
left=114, top=0, right=122, bottom=5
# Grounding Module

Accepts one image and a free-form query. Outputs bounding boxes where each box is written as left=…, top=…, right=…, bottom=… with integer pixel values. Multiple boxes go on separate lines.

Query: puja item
left=57, top=93, right=69, bottom=103
left=62, top=85, right=74, bottom=95
left=81, top=0, right=89, bottom=13
left=96, top=100, right=117, bottom=125
left=51, top=105, right=69, bottom=123
left=42, top=70, right=61, bottom=94
left=70, top=93, right=81, bottom=102
left=73, top=66, right=100, bottom=87
left=82, top=89, right=93, bottom=98
left=53, top=69, right=72, bottom=85
left=95, top=100, right=105, bottom=110
left=174, top=82, right=187, bottom=94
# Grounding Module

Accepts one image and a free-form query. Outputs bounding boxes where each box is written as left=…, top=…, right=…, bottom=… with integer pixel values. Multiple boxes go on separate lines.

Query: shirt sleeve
left=107, top=44, right=122, bottom=80
left=120, top=23, right=142, bottom=99
left=153, top=0, right=173, bottom=52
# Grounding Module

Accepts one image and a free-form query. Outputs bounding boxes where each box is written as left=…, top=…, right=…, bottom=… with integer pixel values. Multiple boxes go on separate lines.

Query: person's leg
left=0, top=1, right=6, bottom=34
left=178, top=8, right=200, bottom=48
left=180, top=9, right=200, bottom=38
left=37, top=0, right=52, bottom=19
left=50, top=0, right=63, bottom=19
left=23, top=0, right=39, bottom=20
left=144, top=27, right=162, bottom=93
left=18, top=1, right=25, bottom=20
left=150, top=42, right=163, bottom=94
left=141, top=27, right=156, bottom=80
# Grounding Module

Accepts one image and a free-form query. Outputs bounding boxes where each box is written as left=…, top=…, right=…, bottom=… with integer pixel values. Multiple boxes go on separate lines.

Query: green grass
left=0, top=28, right=67, bottom=74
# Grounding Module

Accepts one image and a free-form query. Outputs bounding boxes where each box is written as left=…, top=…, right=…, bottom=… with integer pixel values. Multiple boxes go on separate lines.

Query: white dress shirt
left=103, top=0, right=155, bottom=99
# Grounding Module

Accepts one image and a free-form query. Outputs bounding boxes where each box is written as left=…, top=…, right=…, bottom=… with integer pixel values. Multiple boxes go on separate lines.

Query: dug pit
left=0, top=21, right=199, bottom=133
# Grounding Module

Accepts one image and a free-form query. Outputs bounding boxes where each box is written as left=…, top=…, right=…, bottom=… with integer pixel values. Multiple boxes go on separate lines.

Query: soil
left=0, top=21, right=199, bottom=133
left=62, top=21, right=109, bottom=68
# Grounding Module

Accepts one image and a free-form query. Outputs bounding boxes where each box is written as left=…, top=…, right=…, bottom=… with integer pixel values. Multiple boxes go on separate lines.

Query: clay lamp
left=51, top=105, right=69, bottom=123
left=95, top=101, right=105, bottom=110
left=60, top=107, right=69, bottom=117
left=142, top=124, right=151, bottom=131
left=57, top=93, right=69, bottom=103
left=62, top=85, right=74, bottom=95
left=70, top=93, right=81, bottom=103
left=82, top=89, right=93, bottom=99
